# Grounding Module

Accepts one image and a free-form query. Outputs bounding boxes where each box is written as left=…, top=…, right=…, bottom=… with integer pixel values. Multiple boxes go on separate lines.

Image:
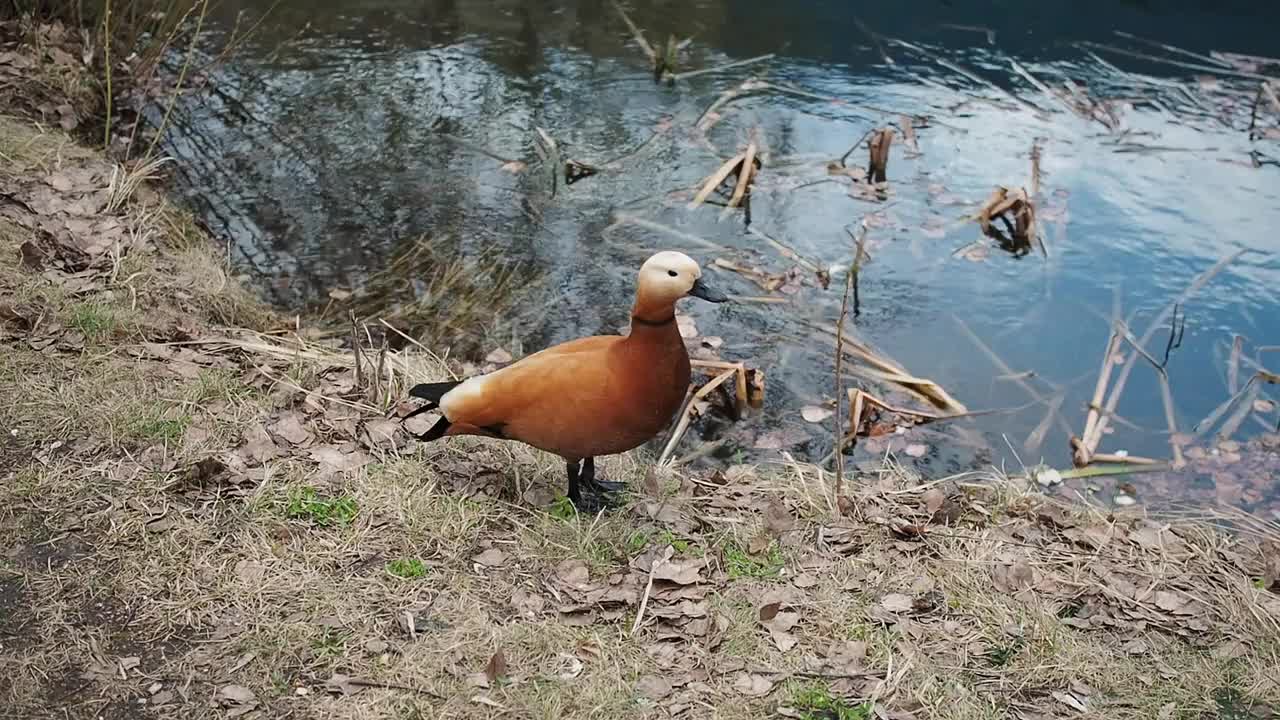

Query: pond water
left=150, top=0, right=1280, bottom=513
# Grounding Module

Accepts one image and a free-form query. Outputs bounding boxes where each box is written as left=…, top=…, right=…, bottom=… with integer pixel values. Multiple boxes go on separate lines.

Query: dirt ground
left=4, top=22, right=1280, bottom=720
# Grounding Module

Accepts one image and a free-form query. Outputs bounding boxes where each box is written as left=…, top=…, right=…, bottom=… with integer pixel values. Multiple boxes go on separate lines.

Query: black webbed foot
left=565, top=457, right=626, bottom=514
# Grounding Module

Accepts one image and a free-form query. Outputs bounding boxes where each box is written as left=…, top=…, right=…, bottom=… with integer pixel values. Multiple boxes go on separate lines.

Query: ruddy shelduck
left=402, top=250, right=728, bottom=511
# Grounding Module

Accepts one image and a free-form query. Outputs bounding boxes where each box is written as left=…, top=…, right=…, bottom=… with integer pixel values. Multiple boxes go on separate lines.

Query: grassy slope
left=3, top=57, right=1280, bottom=720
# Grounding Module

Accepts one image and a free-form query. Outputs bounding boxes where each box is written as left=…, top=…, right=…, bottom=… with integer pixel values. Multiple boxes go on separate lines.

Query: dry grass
left=4, top=114, right=1280, bottom=720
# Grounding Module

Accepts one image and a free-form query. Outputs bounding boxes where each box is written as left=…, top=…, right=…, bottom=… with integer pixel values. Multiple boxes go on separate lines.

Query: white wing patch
left=438, top=374, right=490, bottom=421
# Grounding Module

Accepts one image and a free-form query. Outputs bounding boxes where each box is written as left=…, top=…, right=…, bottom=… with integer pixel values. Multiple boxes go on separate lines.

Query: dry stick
left=1079, top=42, right=1272, bottom=81
left=1009, top=59, right=1082, bottom=119
left=1112, top=30, right=1235, bottom=69
left=610, top=0, right=656, bottom=63
left=671, top=54, right=775, bottom=81
left=689, top=153, right=747, bottom=208
left=833, top=223, right=866, bottom=507
left=719, top=141, right=758, bottom=219
left=1157, top=371, right=1186, bottom=468
left=350, top=311, right=363, bottom=391
left=746, top=227, right=822, bottom=275
left=1077, top=327, right=1120, bottom=466
left=931, top=56, right=1046, bottom=115
left=1263, top=82, right=1280, bottom=115
left=952, top=315, right=1074, bottom=438
left=1228, top=335, right=1244, bottom=394
left=1218, top=381, right=1261, bottom=442
left=1092, top=251, right=1246, bottom=447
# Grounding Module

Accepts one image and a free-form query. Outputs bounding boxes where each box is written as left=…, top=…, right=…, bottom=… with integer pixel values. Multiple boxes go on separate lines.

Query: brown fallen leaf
left=269, top=411, right=312, bottom=446
left=309, top=445, right=373, bottom=472
left=486, top=348, right=513, bottom=364
left=473, top=548, right=508, bottom=567
left=215, top=685, right=258, bottom=718
left=879, top=593, right=913, bottom=614
left=904, top=443, right=927, bottom=458
left=554, top=559, right=592, bottom=590
left=763, top=499, right=795, bottom=537
left=636, top=674, right=674, bottom=700
left=652, top=557, right=704, bottom=585
left=732, top=672, right=775, bottom=697
left=324, top=673, right=368, bottom=696
left=510, top=587, right=546, bottom=618
left=485, top=649, right=507, bottom=685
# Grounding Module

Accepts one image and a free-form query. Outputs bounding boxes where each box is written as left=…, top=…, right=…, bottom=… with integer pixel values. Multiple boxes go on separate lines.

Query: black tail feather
left=408, top=380, right=461, bottom=409
left=415, top=415, right=452, bottom=442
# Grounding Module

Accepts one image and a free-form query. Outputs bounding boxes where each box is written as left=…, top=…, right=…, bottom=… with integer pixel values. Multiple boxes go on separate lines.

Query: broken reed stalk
left=534, top=127, right=561, bottom=198
left=350, top=311, right=364, bottom=391
left=867, top=127, right=893, bottom=183
left=1090, top=251, right=1246, bottom=450
left=671, top=53, right=775, bottom=82
left=1076, top=326, right=1119, bottom=466
left=1079, top=41, right=1272, bottom=82
left=1157, top=371, right=1185, bottom=468
left=1228, top=335, right=1243, bottom=395
left=847, top=224, right=870, bottom=316
left=1112, top=30, right=1234, bottom=69
left=833, top=223, right=866, bottom=506
left=610, top=0, right=656, bottom=64
left=719, top=141, right=759, bottom=220
left=689, top=153, right=747, bottom=208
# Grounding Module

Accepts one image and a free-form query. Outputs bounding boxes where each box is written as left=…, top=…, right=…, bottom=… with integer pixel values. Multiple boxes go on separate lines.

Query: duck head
left=633, top=251, right=728, bottom=320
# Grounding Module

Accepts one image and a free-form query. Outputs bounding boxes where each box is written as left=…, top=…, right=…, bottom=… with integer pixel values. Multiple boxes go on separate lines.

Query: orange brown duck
left=401, top=250, right=728, bottom=512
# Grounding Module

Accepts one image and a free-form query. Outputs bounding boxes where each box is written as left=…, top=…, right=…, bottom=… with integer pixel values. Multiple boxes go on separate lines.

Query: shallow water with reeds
left=152, top=0, right=1280, bottom=516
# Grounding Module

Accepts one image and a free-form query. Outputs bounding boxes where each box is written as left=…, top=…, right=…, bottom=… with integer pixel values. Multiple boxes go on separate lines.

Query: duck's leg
left=580, top=458, right=626, bottom=499
left=565, top=457, right=624, bottom=512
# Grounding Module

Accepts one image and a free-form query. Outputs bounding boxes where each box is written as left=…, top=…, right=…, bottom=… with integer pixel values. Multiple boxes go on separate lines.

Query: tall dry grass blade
left=1217, top=381, right=1260, bottom=442
left=1157, top=371, right=1185, bottom=468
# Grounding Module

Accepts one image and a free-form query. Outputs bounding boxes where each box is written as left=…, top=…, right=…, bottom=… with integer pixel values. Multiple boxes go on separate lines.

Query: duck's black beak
left=689, top=276, right=729, bottom=303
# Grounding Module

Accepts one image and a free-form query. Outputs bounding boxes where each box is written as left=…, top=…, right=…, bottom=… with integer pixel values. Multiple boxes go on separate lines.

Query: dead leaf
left=732, top=672, right=775, bottom=697
left=324, top=673, right=368, bottom=696
left=215, top=685, right=258, bottom=717
left=554, top=559, right=592, bottom=590
left=500, top=160, right=526, bottom=174
left=309, top=445, right=372, bottom=472
left=239, top=425, right=283, bottom=465
left=763, top=499, right=795, bottom=537
left=484, top=649, right=507, bottom=684
left=473, top=548, right=507, bottom=567
left=792, top=573, right=818, bottom=589
left=1255, top=399, right=1276, bottom=414
left=485, top=348, right=513, bottom=364
left=801, top=405, right=833, bottom=423
left=636, top=674, right=673, bottom=700
left=269, top=411, right=312, bottom=446
left=904, top=443, right=927, bottom=458
left=652, top=557, right=703, bottom=585
left=880, top=593, right=913, bottom=614
left=993, top=560, right=1034, bottom=592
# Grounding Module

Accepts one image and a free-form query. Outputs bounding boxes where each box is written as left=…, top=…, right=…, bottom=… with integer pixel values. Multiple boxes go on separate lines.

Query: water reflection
left=152, top=0, right=1280, bottom=513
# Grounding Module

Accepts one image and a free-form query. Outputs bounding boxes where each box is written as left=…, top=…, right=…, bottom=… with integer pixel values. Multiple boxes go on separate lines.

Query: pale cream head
left=637, top=250, right=703, bottom=302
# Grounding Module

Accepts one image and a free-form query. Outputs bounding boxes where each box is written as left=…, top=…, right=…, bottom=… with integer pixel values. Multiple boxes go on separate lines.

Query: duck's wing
left=438, top=336, right=622, bottom=430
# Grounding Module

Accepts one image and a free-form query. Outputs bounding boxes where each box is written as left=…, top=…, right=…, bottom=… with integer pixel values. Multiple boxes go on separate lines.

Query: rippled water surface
left=152, top=0, right=1280, bottom=512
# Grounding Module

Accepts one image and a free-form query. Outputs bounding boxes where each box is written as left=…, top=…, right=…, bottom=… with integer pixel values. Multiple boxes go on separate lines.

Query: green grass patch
left=549, top=494, right=576, bottom=521
left=67, top=301, right=117, bottom=340
left=284, top=486, right=359, bottom=527
left=789, top=683, right=873, bottom=720
left=128, top=409, right=190, bottom=444
left=386, top=557, right=427, bottom=579
left=724, top=538, right=784, bottom=579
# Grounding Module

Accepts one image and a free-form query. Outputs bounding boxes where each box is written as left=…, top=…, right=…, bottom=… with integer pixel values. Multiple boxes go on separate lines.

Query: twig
left=1157, top=370, right=1185, bottom=468
left=345, top=678, right=444, bottom=699
left=833, top=222, right=866, bottom=507
left=719, top=141, right=759, bottom=219
left=1228, top=335, right=1243, bottom=394
left=1077, top=326, right=1120, bottom=466
left=631, top=549, right=668, bottom=635
left=1112, top=30, right=1235, bottom=69
left=689, top=154, right=747, bottom=209
left=1079, top=42, right=1272, bottom=81
left=1091, top=251, right=1245, bottom=450
left=672, top=54, right=774, bottom=81
left=350, top=311, right=363, bottom=391
left=611, top=0, right=656, bottom=64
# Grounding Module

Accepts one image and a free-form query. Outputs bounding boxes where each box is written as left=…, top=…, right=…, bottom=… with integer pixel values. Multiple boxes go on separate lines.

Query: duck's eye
left=667, top=270, right=678, bottom=277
